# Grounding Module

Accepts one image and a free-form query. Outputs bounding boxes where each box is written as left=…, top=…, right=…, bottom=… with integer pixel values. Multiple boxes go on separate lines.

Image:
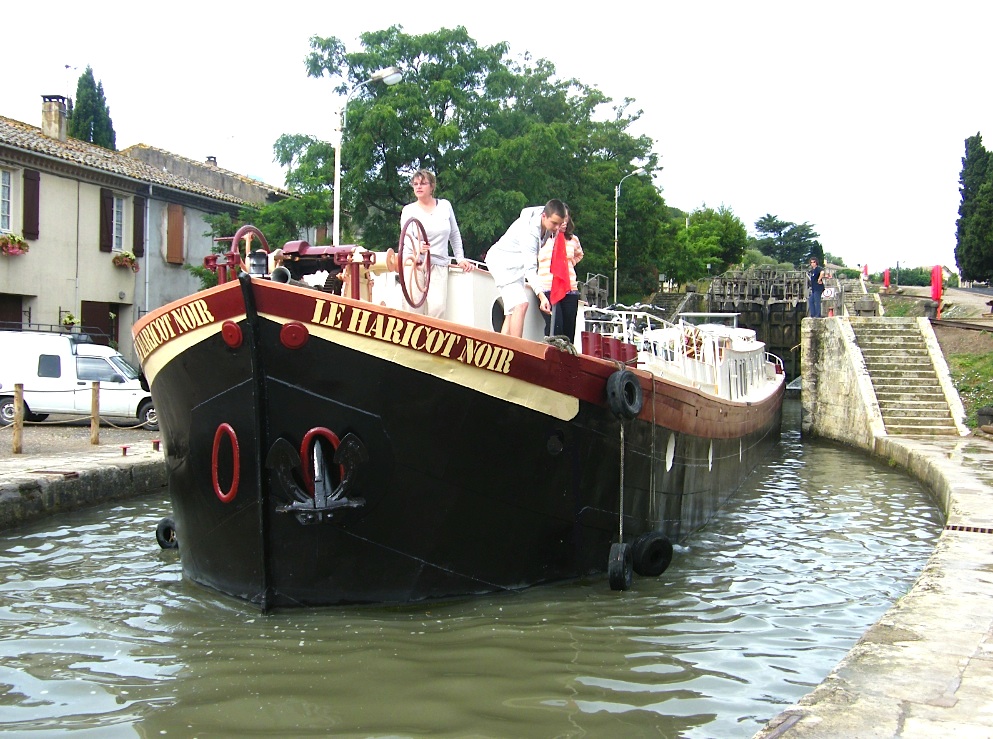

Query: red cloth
left=550, top=231, right=570, bottom=305
left=931, top=265, right=943, bottom=302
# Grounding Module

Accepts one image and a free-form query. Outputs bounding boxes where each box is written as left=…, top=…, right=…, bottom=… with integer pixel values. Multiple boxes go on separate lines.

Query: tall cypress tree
left=955, top=134, right=993, bottom=281
left=68, top=66, right=116, bottom=150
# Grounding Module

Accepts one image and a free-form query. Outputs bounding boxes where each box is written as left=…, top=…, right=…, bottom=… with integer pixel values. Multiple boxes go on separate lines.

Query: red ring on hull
left=212, top=423, right=240, bottom=503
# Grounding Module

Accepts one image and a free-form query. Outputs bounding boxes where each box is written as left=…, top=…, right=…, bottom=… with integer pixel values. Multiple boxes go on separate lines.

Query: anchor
left=267, top=432, right=368, bottom=524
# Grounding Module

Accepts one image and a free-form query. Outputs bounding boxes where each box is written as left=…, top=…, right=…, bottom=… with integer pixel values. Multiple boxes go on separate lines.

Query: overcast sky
left=6, top=1, right=991, bottom=272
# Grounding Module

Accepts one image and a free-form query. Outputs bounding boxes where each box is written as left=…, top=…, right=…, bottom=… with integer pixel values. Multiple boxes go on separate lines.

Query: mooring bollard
left=13, top=383, right=24, bottom=455
left=90, top=382, right=100, bottom=445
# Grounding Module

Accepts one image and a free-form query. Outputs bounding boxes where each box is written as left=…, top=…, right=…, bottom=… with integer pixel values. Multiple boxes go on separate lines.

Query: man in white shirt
left=484, top=200, right=566, bottom=337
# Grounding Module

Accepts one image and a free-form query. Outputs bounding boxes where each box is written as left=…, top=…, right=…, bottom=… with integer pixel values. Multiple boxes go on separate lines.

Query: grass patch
left=881, top=301, right=914, bottom=317
left=877, top=294, right=927, bottom=318
left=947, top=352, right=993, bottom=427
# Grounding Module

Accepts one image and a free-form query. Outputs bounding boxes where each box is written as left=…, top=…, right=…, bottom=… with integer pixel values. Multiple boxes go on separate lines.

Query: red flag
left=550, top=231, right=570, bottom=305
left=931, top=265, right=943, bottom=302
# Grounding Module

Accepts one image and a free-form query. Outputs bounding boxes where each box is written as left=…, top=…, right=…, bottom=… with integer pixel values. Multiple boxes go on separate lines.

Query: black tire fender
left=631, top=532, right=674, bottom=577
left=156, top=517, right=178, bottom=549
left=606, top=369, right=643, bottom=420
left=608, top=542, right=633, bottom=591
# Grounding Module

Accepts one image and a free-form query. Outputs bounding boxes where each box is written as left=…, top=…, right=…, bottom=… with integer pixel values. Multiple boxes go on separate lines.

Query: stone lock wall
left=800, top=317, right=886, bottom=450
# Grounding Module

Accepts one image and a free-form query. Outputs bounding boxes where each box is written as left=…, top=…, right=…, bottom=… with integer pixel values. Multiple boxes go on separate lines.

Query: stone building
left=0, top=95, right=290, bottom=364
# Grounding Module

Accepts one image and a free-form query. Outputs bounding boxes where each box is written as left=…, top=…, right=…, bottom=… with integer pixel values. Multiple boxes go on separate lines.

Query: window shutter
left=166, top=203, right=184, bottom=264
left=99, top=188, right=113, bottom=252
left=23, top=170, right=40, bottom=240
left=132, top=197, right=146, bottom=257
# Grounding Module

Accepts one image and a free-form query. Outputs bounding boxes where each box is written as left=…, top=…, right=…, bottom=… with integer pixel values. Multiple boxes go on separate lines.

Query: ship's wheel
left=398, top=217, right=431, bottom=309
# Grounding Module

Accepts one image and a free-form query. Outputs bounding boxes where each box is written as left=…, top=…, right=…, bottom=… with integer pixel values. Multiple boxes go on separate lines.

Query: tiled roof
left=120, top=143, right=292, bottom=199
left=0, top=115, right=283, bottom=206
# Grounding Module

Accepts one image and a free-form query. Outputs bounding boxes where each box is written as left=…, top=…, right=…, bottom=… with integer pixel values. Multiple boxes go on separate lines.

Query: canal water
left=0, top=400, right=943, bottom=738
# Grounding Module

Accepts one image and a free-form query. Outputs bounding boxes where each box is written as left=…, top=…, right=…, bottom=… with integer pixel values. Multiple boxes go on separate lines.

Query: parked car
left=0, top=330, right=157, bottom=429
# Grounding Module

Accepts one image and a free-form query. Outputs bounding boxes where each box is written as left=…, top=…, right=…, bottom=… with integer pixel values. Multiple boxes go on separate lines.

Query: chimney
left=206, top=156, right=217, bottom=167
left=41, top=95, right=68, bottom=141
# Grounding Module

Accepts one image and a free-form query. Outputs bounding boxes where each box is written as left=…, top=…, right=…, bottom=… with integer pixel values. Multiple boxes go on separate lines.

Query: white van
left=0, top=330, right=157, bottom=430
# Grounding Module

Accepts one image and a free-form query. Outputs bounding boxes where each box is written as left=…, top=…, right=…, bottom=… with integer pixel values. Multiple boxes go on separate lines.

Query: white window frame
left=112, top=195, right=125, bottom=251
left=0, top=169, right=11, bottom=233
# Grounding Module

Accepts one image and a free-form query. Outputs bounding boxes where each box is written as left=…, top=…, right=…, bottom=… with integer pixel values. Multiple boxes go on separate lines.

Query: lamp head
left=370, top=66, right=402, bottom=86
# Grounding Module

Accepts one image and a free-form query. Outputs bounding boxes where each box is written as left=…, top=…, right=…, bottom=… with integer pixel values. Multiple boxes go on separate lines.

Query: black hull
left=139, top=280, right=782, bottom=608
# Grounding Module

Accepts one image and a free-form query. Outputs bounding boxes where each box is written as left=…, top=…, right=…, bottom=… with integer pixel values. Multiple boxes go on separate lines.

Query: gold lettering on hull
left=311, top=300, right=514, bottom=374
left=137, top=293, right=514, bottom=376
left=135, top=299, right=215, bottom=363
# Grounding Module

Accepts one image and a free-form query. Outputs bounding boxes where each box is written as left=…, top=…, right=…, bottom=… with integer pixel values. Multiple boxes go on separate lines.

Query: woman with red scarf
left=536, top=211, right=584, bottom=339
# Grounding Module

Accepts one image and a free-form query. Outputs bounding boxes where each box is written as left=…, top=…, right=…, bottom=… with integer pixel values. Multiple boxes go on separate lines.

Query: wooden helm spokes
left=398, top=217, right=431, bottom=309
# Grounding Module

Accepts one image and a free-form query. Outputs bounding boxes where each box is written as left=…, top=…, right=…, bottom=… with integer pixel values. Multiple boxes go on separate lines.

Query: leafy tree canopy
left=271, top=25, right=665, bottom=299
left=68, top=66, right=116, bottom=150
left=661, top=204, right=747, bottom=284
left=751, top=214, right=822, bottom=266
left=697, top=205, right=748, bottom=270
left=740, top=248, right=779, bottom=269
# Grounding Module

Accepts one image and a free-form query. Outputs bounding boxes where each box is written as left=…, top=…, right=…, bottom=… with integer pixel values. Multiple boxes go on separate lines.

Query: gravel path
left=0, top=416, right=160, bottom=460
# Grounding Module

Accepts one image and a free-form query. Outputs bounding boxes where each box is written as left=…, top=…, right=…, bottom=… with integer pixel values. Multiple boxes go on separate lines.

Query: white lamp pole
left=332, top=66, right=402, bottom=247
left=613, top=167, right=646, bottom=303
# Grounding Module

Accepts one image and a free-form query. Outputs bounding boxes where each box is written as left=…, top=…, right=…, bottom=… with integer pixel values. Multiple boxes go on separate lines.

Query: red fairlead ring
left=299, top=427, right=344, bottom=497
left=212, top=423, right=241, bottom=503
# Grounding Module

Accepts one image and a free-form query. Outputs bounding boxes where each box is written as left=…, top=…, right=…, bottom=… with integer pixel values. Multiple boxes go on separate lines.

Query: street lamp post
left=613, top=167, right=646, bottom=304
left=332, top=66, right=402, bottom=247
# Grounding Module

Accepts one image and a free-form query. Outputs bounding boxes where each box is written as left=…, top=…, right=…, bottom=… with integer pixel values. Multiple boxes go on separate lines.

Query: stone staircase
left=650, top=291, right=690, bottom=318
left=838, top=279, right=882, bottom=317
left=849, top=317, right=959, bottom=435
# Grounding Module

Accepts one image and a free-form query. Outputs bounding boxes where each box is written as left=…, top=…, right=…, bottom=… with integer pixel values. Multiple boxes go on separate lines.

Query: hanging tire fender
left=631, top=532, right=673, bottom=577
left=606, top=369, right=643, bottom=420
left=608, top=542, right=633, bottom=591
left=156, top=517, right=178, bottom=549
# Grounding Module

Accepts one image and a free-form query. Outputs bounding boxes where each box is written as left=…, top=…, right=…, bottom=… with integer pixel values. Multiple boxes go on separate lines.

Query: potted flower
left=112, top=251, right=139, bottom=272
left=0, top=233, right=28, bottom=256
left=62, top=312, right=79, bottom=329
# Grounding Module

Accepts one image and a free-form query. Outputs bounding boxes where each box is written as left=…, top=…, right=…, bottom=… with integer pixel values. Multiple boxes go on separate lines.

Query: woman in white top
left=399, top=169, right=473, bottom=318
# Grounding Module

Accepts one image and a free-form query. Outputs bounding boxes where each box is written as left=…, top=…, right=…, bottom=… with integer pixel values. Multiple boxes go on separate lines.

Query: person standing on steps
left=808, top=257, right=825, bottom=318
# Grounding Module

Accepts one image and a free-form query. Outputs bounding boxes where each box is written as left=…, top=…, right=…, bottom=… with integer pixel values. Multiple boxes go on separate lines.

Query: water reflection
left=0, top=401, right=942, bottom=737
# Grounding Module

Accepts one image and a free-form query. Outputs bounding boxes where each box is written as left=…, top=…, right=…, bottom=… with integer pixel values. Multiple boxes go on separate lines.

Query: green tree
left=664, top=219, right=719, bottom=285
left=752, top=214, right=789, bottom=256
left=741, top=248, right=779, bottom=269
left=955, top=133, right=993, bottom=282
left=68, top=66, right=116, bottom=150
left=752, top=214, right=822, bottom=266
left=277, top=25, right=667, bottom=299
left=699, top=205, right=748, bottom=270
left=660, top=205, right=746, bottom=283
